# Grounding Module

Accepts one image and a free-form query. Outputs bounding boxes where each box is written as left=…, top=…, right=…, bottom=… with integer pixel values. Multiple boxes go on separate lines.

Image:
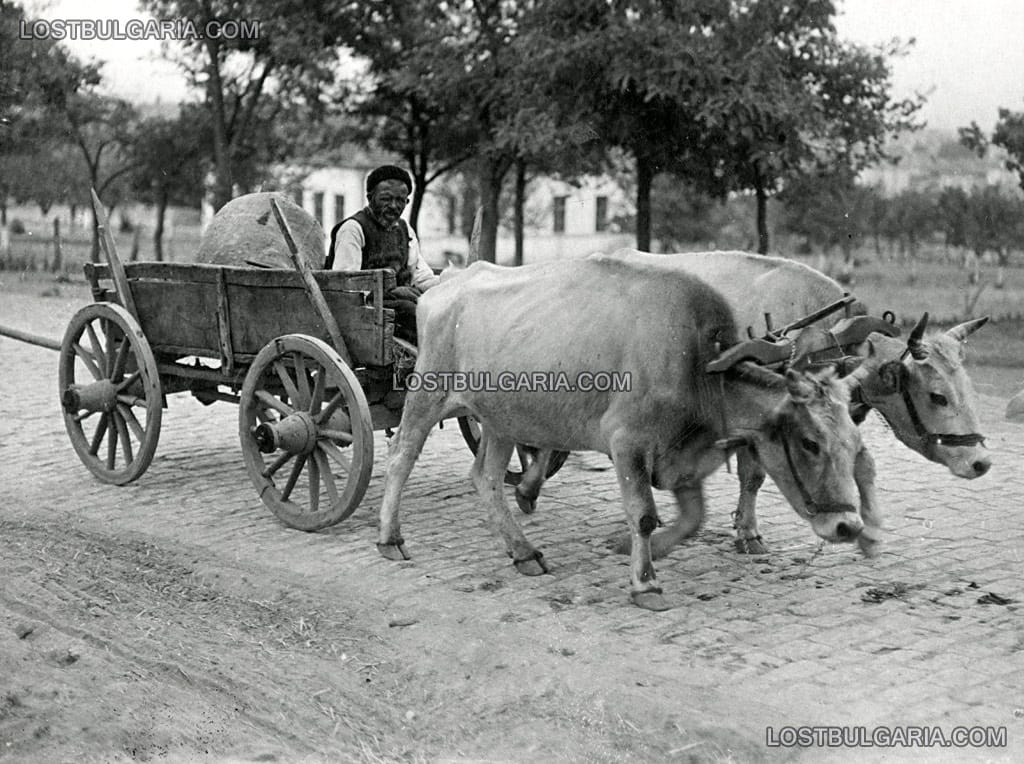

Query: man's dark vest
left=327, top=208, right=412, bottom=286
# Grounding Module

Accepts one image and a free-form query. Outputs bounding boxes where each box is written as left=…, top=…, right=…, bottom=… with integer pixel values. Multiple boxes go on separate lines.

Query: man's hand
left=388, top=285, right=422, bottom=302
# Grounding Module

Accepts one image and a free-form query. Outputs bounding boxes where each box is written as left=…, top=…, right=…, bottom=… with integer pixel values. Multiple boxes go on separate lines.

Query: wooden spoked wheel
left=58, top=303, right=163, bottom=485
left=457, top=415, right=569, bottom=487
left=239, top=335, right=373, bottom=531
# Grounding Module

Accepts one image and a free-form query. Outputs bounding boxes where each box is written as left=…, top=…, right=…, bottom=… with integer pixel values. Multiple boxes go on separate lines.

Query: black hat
left=366, top=165, right=412, bottom=193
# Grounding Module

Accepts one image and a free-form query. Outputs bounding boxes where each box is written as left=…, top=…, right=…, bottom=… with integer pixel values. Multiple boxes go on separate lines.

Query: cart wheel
left=457, top=415, right=569, bottom=486
left=239, top=335, right=374, bottom=531
left=58, top=303, right=162, bottom=485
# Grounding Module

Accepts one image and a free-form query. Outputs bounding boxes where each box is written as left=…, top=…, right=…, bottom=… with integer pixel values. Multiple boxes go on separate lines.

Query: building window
left=553, top=196, right=567, bottom=233
left=313, top=192, right=324, bottom=225
left=595, top=196, right=609, bottom=232
left=292, top=189, right=303, bottom=207
left=334, top=194, right=345, bottom=225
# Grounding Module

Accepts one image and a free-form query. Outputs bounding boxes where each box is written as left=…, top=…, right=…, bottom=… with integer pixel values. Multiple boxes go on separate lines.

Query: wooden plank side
left=114, top=262, right=397, bottom=293
left=226, top=285, right=393, bottom=366
left=215, top=268, right=235, bottom=374
left=131, top=280, right=221, bottom=352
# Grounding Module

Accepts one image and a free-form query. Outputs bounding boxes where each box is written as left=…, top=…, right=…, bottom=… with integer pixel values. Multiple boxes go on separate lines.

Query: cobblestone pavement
left=2, top=289, right=1023, bottom=762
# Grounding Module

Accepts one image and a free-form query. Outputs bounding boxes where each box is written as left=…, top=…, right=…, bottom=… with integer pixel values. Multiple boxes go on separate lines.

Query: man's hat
left=366, top=165, right=412, bottom=193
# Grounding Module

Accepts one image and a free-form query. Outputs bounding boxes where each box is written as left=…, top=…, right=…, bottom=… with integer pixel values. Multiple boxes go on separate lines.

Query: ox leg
left=733, top=448, right=769, bottom=555
left=611, top=444, right=670, bottom=611
left=514, top=447, right=551, bottom=514
left=610, top=481, right=706, bottom=561
left=854, top=447, right=884, bottom=558
left=377, top=390, right=446, bottom=561
left=472, top=432, right=548, bottom=575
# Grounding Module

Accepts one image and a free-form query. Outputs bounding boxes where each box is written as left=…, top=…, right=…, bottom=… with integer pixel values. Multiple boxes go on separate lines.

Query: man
left=327, top=165, right=439, bottom=344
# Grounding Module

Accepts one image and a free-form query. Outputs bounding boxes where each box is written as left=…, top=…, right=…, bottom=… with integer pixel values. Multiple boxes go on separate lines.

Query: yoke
left=706, top=303, right=901, bottom=374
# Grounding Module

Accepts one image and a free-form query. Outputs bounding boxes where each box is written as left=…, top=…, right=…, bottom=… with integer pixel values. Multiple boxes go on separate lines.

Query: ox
left=514, top=249, right=991, bottom=557
left=377, top=255, right=869, bottom=610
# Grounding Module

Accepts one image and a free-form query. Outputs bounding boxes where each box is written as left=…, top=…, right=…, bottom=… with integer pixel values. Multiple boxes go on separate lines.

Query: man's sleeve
left=407, top=227, right=440, bottom=290
left=330, top=220, right=365, bottom=271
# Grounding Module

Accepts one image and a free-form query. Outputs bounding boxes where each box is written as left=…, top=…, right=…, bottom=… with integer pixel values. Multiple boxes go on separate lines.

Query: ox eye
left=800, top=437, right=820, bottom=455
left=930, top=393, right=949, bottom=407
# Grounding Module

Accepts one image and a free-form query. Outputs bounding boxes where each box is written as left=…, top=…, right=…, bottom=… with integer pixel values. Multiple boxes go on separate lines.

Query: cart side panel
left=97, top=263, right=396, bottom=367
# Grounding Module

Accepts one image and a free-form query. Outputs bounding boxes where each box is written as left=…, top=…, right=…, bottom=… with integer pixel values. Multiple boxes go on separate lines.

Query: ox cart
left=0, top=192, right=557, bottom=531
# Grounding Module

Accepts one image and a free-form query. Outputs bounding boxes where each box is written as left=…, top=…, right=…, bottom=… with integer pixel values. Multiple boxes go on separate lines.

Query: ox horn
left=947, top=316, right=990, bottom=342
left=907, top=312, right=930, bottom=360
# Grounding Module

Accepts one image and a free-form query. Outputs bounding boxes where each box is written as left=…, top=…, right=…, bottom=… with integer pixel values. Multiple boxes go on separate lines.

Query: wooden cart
left=39, top=193, right=427, bottom=530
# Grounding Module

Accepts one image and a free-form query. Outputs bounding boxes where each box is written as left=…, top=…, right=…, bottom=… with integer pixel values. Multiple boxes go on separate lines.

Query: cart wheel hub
left=62, top=380, right=117, bottom=414
left=252, top=411, right=318, bottom=455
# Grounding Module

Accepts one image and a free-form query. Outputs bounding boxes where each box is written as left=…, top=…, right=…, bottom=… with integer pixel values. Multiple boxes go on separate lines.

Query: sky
left=26, top=0, right=1024, bottom=133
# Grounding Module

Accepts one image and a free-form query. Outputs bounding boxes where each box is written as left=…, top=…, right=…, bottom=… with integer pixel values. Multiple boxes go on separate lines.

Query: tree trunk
left=51, top=217, right=63, bottom=273
left=154, top=189, right=168, bottom=263
left=0, top=197, right=8, bottom=262
left=513, top=158, right=526, bottom=267
left=634, top=153, right=653, bottom=252
left=754, top=175, right=769, bottom=255
left=204, top=39, right=234, bottom=212
left=477, top=156, right=510, bottom=264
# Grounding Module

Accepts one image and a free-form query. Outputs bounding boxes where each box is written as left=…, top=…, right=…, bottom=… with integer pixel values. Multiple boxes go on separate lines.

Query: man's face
left=369, top=179, right=410, bottom=227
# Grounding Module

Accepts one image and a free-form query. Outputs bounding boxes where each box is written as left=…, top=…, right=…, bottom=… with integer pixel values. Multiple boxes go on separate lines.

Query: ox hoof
left=514, top=489, right=537, bottom=515
left=631, top=590, right=670, bottom=611
left=735, top=536, right=769, bottom=555
left=377, top=542, right=410, bottom=561
left=512, top=551, right=548, bottom=576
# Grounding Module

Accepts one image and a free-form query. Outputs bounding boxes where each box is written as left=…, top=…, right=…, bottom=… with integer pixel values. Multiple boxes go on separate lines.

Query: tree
left=780, top=169, right=872, bottom=262
left=964, top=185, right=1023, bottom=288
left=0, top=1, right=99, bottom=235
left=63, top=93, right=140, bottom=260
left=343, top=1, right=479, bottom=231
left=143, top=0, right=353, bottom=211
left=696, top=0, right=922, bottom=253
left=130, top=106, right=209, bottom=261
left=961, top=106, right=1024, bottom=191
left=514, top=0, right=920, bottom=253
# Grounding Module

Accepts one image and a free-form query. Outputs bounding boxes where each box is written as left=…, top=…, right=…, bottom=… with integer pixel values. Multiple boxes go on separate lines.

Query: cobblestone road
left=2, top=288, right=1023, bottom=762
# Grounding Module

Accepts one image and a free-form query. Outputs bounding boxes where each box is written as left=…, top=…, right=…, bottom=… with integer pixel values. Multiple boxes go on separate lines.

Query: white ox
left=377, top=255, right=871, bottom=610
left=514, top=249, right=991, bottom=557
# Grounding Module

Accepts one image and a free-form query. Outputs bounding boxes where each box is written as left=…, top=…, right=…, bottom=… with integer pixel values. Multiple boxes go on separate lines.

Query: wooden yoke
left=268, top=198, right=354, bottom=367
left=90, top=188, right=138, bottom=320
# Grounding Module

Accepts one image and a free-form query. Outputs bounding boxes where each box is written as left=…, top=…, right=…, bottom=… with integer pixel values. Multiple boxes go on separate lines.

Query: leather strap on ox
left=897, top=348, right=986, bottom=453
left=780, top=430, right=855, bottom=518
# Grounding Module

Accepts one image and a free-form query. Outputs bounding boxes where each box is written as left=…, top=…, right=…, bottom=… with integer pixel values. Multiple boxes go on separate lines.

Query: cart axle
left=62, top=381, right=118, bottom=414
left=252, top=411, right=318, bottom=455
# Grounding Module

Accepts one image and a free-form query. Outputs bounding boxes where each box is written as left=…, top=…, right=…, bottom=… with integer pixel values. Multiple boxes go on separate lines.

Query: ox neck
left=718, top=377, right=788, bottom=438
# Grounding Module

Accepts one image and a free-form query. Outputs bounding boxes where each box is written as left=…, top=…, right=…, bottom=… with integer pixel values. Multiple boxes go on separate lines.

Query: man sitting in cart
left=326, top=165, right=439, bottom=345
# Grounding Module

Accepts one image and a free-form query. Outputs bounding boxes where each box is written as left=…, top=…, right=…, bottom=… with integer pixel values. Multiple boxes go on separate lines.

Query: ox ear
left=785, top=369, right=815, bottom=404
left=947, top=316, right=989, bottom=343
left=877, top=360, right=907, bottom=395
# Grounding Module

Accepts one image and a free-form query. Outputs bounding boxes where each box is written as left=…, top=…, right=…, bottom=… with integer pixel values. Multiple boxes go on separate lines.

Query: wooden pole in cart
left=268, top=198, right=354, bottom=367
left=90, top=188, right=139, bottom=321
left=0, top=323, right=61, bottom=351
